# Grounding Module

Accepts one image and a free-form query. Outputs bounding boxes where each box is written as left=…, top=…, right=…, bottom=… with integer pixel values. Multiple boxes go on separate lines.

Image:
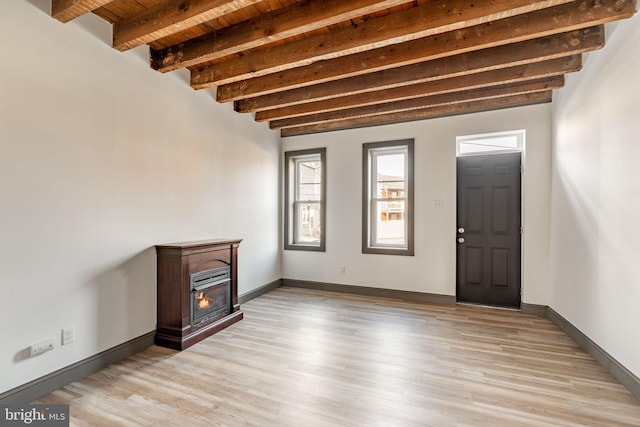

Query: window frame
left=284, top=148, right=326, bottom=252
left=456, top=129, right=525, bottom=157
left=362, top=139, right=414, bottom=256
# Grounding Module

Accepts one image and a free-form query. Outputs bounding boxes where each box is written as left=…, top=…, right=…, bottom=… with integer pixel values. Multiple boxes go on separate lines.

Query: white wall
left=550, top=14, right=640, bottom=377
left=0, top=1, right=280, bottom=394
left=282, top=103, right=552, bottom=305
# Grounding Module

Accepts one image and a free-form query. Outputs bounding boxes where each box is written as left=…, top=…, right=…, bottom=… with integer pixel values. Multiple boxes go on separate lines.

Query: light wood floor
left=37, top=287, right=640, bottom=426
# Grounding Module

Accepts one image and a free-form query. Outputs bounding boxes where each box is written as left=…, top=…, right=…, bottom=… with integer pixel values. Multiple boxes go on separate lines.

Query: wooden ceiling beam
left=151, top=0, right=411, bottom=73
left=52, top=0, right=115, bottom=23
left=267, top=59, right=575, bottom=128
left=271, top=77, right=565, bottom=129
left=280, top=92, right=553, bottom=137
left=191, top=0, right=571, bottom=87
left=249, top=28, right=602, bottom=119
left=113, top=0, right=263, bottom=51
left=220, top=0, right=635, bottom=100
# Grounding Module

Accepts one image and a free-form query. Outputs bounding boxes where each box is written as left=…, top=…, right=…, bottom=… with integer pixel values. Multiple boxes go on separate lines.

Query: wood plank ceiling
left=52, top=0, right=637, bottom=136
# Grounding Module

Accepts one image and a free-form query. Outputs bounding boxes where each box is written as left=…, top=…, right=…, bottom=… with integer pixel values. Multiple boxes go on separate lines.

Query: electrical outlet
left=62, top=326, right=75, bottom=346
left=339, top=266, right=346, bottom=274
left=30, top=340, right=54, bottom=357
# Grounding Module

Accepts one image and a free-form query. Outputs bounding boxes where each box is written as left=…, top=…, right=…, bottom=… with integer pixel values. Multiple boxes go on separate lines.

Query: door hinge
left=520, top=164, right=523, bottom=174
left=520, top=226, right=523, bottom=234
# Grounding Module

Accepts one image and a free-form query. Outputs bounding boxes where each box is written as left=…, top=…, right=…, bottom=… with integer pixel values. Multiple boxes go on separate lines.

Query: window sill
left=362, top=247, right=414, bottom=256
left=284, top=244, right=325, bottom=252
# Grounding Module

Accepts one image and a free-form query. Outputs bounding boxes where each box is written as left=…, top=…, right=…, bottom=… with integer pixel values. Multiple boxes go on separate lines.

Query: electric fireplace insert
left=190, top=266, right=231, bottom=326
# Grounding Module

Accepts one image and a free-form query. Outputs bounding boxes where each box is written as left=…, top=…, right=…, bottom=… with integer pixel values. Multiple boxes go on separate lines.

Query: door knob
left=458, top=227, right=465, bottom=234
left=458, top=237, right=465, bottom=243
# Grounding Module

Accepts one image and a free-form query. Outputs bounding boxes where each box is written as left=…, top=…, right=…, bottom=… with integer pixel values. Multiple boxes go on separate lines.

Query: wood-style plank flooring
left=36, top=287, right=640, bottom=426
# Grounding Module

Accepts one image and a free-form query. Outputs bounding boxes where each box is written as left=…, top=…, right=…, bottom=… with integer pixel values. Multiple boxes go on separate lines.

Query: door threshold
left=456, top=301, right=521, bottom=311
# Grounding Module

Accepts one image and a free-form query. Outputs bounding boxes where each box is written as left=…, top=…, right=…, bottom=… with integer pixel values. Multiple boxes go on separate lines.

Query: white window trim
left=456, top=129, right=525, bottom=157
left=369, top=146, right=409, bottom=249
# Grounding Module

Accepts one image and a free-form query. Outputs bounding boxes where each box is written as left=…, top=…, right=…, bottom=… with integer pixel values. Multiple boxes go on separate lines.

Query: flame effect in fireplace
left=196, top=291, right=212, bottom=309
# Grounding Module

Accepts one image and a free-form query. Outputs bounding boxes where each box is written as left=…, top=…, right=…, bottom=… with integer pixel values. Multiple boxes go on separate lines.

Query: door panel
left=465, top=246, right=484, bottom=286
left=491, top=248, right=510, bottom=287
left=466, top=187, right=484, bottom=233
left=457, top=153, right=521, bottom=308
left=491, top=187, right=510, bottom=234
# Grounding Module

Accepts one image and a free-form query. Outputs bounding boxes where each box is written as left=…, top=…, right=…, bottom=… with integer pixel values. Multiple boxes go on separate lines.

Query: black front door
left=456, top=153, right=521, bottom=308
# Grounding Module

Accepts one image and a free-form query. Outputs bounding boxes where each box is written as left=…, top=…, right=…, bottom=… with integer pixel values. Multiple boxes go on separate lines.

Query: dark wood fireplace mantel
left=155, top=238, right=243, bottom=350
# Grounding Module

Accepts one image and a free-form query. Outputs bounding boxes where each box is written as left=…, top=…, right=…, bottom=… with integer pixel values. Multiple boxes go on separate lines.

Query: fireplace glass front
left=190, top=266, right=231, bottom=326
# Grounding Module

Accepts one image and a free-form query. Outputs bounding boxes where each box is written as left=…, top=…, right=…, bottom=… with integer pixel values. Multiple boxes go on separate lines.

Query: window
left=363, top=139, right=414, bottom=255
left=284, top=148, right=326, bottom=251
left=457, top=129, right=525, bottom=156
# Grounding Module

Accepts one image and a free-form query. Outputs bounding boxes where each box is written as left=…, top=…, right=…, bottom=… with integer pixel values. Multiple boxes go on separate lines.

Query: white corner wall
left=0, top=1, right=280, bottom=394
left=282, top=103, right=552, bottom=305
left=550, top=14, right=640, bottom=378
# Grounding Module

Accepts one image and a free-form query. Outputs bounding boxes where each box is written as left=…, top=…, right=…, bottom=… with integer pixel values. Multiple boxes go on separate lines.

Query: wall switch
left=62, top=326, right=75, bottom=346
left=30, top=340, right=54, bottom=357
